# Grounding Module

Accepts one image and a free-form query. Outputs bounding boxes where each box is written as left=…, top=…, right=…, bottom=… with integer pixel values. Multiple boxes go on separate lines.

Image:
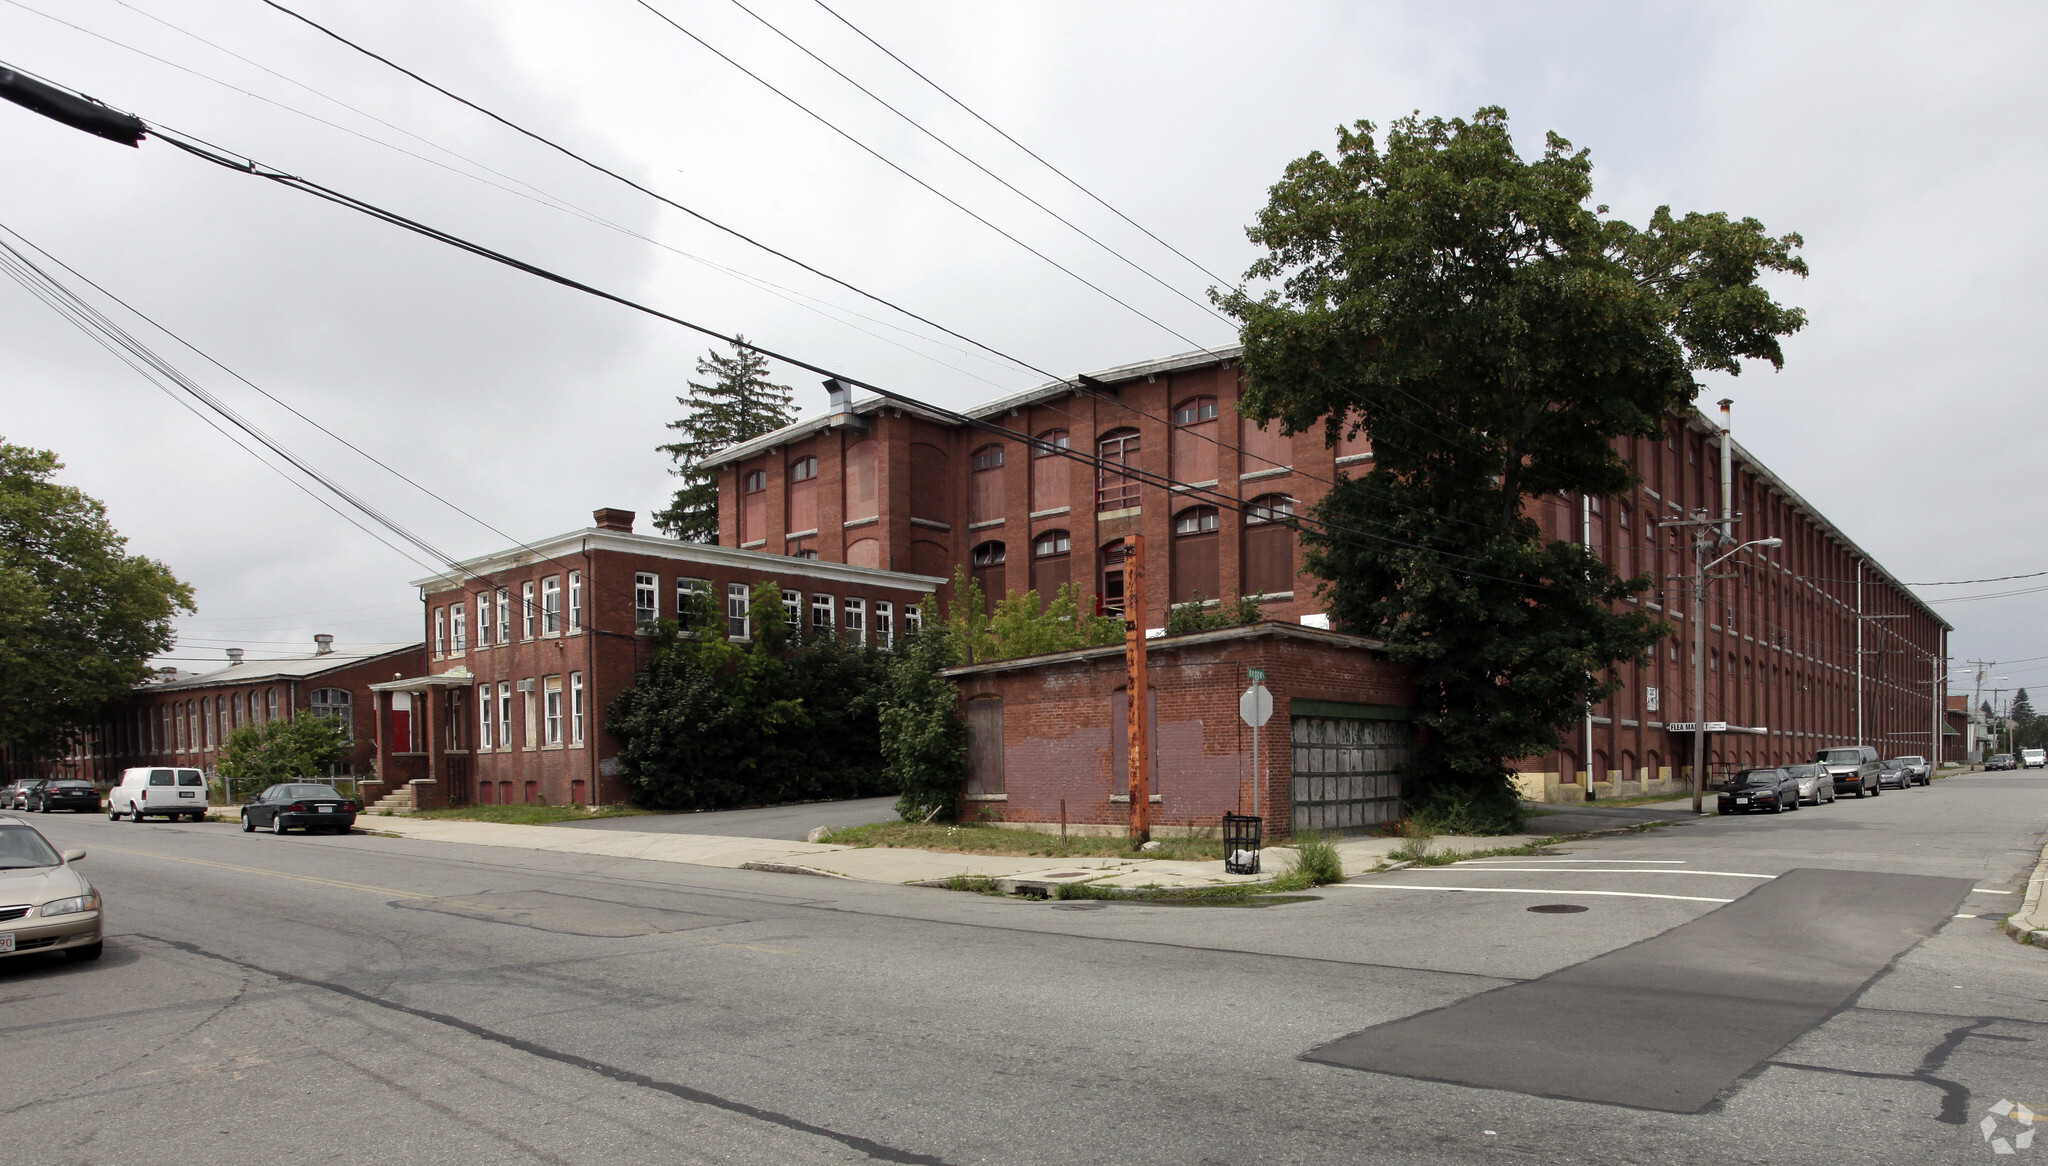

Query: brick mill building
left=705, top=345, right=1949, bottom=833
left=381, top=508, right=945, bottom=810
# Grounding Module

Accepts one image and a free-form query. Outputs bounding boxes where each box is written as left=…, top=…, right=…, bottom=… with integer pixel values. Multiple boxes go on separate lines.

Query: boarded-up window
left=1099, top=540, right=1128, bottom=617
left=1242, top=415, right=1291, bottom=474
left=970, top=540, right=1006, bottom=604
left=741, top=469, right=766, bottom=541
left=1031, top=430, right=1070, bottom=511
left=910, top=539, right=951, bottom=580
left=1171, top=396, right=1218, bottom=484
left=1242, top=494, right=1295, bottom=597
left=787, top=456, right=818, bottom=533
left=1096, top=428, right=1141, bottom=511
left=910, top=443, right=949, bottom=524
left=1031, top=529, right=1070, bottom=597
left=1171, top=506, right=1220, bottom=602
left=845, top=440, right=878, bottom=522
left=970, top=444, right=1005, bottom=525
left=847, top=537, right=881, bottom=569
left=1336, top=410, right=1371, bottom=461
left=966, top=696, right=1004, bottom=796
left=1110, top=687, right=1161, bottom=795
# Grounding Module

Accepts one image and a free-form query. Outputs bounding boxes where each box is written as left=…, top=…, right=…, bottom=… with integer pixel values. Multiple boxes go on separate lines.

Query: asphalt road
left=549, top=795, right=901, bottom=840
left=2, top=772, right=2043, bottom=1165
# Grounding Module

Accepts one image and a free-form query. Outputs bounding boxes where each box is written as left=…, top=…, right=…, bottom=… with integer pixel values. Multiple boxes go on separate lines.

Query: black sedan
left=29, top=781, right=101, bottom=813
left=1717, top=768, right=1803, bottom=814
left=240, top=784, right=359, bottom=834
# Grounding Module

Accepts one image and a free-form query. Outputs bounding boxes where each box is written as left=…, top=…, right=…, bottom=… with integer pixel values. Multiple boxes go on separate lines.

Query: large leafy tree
left=0, top=441, right=193, bottom=759
left=653, top=339, right=796, bottom=542
left=1222, top=108, right=1806, bottom=832
left=216, top=715, right=352, bottom=789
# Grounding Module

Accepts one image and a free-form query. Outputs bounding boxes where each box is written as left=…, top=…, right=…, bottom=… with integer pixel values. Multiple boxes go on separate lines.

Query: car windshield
left=1818, top=749, right=1864, bottom=764
left=281, top=785, right=343, bottom=799
left=1896, top=757, right=1924, bottom=765
left=1733, top=771, right=1780, bottom=786
left=0, top=825, right=61, bottom=869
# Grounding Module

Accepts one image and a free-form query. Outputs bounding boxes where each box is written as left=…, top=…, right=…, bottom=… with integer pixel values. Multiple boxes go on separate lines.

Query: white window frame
left=906, top=604, right=922, bottom=634
left=844, top=596, right=866, bottom=643
left=812, top=592, right=834, bottom=633
left=875, top=600, right=894, bottom=648
left=677, top=577, right=710, bottom=632
left=568, top=570, right=583, bottom=633
left=543, top=676, right=563, bottom=745
left=782, top=589, right=802, bottom=634
left=635, top=572, right=658, bottom=629
left=497, top=682, right=513, bottom=750
left=570, top=672, right=584, bottom=744
left=478, top=685, right=494, bottom=749
left=541, top=576, right=562, bottom=636
left=450, top=602, right=467, bottom=652
left=496, top=589, right=510, bottom=645
left=522, top=582, right=536, bottom=639
left=727, top=582, right=751, bottom=640
left=476, top=592, right=493, bottom=647
left=434, top=607, right=446, bottom=656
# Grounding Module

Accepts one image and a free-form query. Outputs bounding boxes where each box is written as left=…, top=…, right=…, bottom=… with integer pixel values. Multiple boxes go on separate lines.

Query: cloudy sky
left=3, top=1, right=2044, bottom=703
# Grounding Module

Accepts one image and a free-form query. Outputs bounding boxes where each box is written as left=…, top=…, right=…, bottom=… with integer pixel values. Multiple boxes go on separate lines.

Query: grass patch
left=1050, top=880, right=1316, bottom=907
left=819, top=821, right=1225, bottom=861
left=411, top=804, right=654, bottom=826
left=943, top=874, right=1004, bottom=895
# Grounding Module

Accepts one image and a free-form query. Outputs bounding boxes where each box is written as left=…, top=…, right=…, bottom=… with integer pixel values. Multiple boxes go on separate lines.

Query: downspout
left=1718, top=399, right=1734, bottom=545
left=585, top=536, right=598, bottom=807
left=1583, top=492, right=1595, bottom=796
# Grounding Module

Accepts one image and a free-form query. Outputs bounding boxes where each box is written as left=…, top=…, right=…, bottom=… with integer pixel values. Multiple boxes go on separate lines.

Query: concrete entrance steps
left=366, top=785, right=416, bottom=815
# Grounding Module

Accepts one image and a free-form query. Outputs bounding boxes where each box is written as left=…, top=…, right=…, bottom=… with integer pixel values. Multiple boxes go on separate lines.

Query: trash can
left=1223, top=813, right=1261, bottom=874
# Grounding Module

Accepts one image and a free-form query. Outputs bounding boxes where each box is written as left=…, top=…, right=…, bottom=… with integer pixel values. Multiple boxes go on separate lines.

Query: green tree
left=880, top=621, right=968, bottom=821
left=216, top=715, right=352, bottom=789
left=653, top=339, right=797, bottom=542
left=2011, top=689, right=2035, bottom=724
left=0, top=441, right=193, bottom=759
left=1164, top=591, right=1266, bottom=636
left=1222, top=108, right=1806, bottom=832
left=940, top=569, right=1123, bottom=664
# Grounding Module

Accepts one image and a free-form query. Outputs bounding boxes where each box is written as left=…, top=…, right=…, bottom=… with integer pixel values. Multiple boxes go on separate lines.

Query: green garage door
left=1290, top=703, right=1412, bottom=834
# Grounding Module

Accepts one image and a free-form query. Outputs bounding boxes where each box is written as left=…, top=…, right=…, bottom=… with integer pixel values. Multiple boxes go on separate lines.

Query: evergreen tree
left=653, top=339, right=796, bottom=542
left=1222, top=108, right=1806, bottom=833
left=2011, top=688, right=2035, bottom=724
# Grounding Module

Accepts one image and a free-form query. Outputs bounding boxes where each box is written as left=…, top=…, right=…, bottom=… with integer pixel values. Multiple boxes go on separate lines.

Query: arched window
left=1031, top=430, right=1070, bottom=512
left=1171, top=396, right=1219, bottom=484
left=845, top=440, right=878, bottom=522
left=1171, top=506, right=1220, bottom=602
left=970, top=443, right=1006, bottom=525
left=787, top=455, right=819, bottom=533
left=1243, top=494, right=1296, bottom=598
left=971, top=540, right=1007, bottom=603
left=311, top=688, right=352, bottom=740
left=1242, top=414, right=1291, bottom=474
left=741, top=468, right=767, bottom=542
left=1096, top=428, right=1141, bottom=511
left=1031, top=529, right=1071, bottom=596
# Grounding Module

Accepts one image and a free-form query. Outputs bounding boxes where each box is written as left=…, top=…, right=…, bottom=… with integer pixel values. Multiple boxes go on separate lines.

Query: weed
left=942, top=874, right=1003, bottom=895
left=1288, top=831, right=1344, bottom=886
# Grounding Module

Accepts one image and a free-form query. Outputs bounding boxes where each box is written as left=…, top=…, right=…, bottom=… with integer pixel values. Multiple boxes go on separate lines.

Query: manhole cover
left=1526, top=904, right=1589, bottom=914
left=1052, top=902, right=1108, bottom=911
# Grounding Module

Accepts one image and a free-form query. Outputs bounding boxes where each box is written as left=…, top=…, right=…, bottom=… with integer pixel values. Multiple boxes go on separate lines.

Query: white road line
left=1419, top=867, right=1774, bottom=879
left=1333, top=884, right=1736, bottom=904
left=1974, top=889, right=2017, bottom=894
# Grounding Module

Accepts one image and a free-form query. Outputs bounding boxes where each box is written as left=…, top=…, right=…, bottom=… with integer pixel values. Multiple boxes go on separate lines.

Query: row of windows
left=121, top=687, right=351, bottom=757
left=436, top=573, right=583, bottom=656
left=634, top=572, right=923, bottom=645
left=966, top=495, right=1299, bottom=606
left=476, top=673, right=583, bottom=750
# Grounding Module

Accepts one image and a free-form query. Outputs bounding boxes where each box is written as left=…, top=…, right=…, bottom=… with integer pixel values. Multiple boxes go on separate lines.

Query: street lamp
left=1683, top=535, right=1782, bottom=814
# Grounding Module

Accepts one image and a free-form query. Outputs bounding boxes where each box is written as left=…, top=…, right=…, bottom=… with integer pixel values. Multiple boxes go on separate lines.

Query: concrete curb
left=739, top=861, right=852, bottom=879
left=2001, top=839, right=2048, bottom=946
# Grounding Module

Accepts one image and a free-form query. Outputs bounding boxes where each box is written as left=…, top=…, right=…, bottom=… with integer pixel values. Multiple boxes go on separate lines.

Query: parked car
left=1814, top=746, right=1883, bottom=798
left=5, top=780, right=48, bottom=811
left=2022, top=749, right=2046, bottom=770
left=107, top=767, right=208, bottom=822
left=28, top=781, right=101, bottom=813
left=1891, top=755, right=1931, bottom=785
left=239, top=784, right=359, bottom=835
left=0, top=816, right=103, bottom=963
left=1718, top=768, right=1803, bottom=814
left=1987, top=754, right=2018, bottom=771
left=1784, top=762, right=1837, bottom=806
left=1875, top=759, right=1913, bottom=790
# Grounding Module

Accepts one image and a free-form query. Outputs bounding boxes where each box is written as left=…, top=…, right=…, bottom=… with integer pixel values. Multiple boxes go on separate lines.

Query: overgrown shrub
left=216, top=714, right=350, bottom=790
left=1163, top=591, right=1267, bottom=636
left=1286, top=830, right=1345, bottom=885
left=880, top=623, right=968, bottom=821
left=1408, top=781, right=1525, bottom=836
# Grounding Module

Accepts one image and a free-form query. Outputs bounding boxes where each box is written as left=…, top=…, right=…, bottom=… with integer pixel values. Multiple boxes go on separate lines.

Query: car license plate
left=179, top=791, right=195, bottom=798
left=0, top=933, right=13, bottom=953
left=1736, top=797, right=1750, bottom=804
left=317, top=805, right=334, bottom=812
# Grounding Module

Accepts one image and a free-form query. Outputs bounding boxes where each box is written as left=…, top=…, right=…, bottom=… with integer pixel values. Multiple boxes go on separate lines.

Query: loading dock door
left=1290, top=711, right=1411, bottom=834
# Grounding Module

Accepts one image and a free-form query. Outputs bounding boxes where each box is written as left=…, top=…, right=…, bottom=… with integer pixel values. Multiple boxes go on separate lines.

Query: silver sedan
left=1784, top=762, right=1837, bottom=806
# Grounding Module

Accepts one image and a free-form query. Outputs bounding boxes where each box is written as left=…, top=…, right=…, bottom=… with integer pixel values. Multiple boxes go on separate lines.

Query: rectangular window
left=570, top=672, right=584, bottom=744
left=568, top=571, right=583, bottom=633
left=450, top=602, right=467, bottom=652
left=812, top=592, right=834, bottom=632
left=677, top=577, right=710, bottom=631
left=522, top=582, right=536, bottom=639
left=498, top=682, right=513, bottom=750
left=541, top=577, right=561, bottom=635
left=782, top=589, right=802, bottom=634
left=728, top=583, right=751, bottom=639
left=496, top=589, right=510, bottom=645
left=521, top=680, right=537, bottom=748
left=476, top=592, right=492, bottom=646
left=875, top=600, right=894, bottom=648
left=844, top=597, right=866, bottom=643
left=434, top=607, right=446, bottom=655
left=478, top=686, right=494, bottom=749
left=544, top=676, right=563, bottom=745
left=636, top=572, right=658, bottom=628
left=906, top=604, right=922, bottom=634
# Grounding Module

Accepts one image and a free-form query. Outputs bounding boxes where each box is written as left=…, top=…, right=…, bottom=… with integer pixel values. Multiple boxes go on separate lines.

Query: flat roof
left=411, top=526, right=948, bottom=594
left=146, top=642, right=422, bottom=691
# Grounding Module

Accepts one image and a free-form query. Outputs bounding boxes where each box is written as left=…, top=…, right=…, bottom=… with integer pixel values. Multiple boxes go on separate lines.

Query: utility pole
left=1123, top=534, right=1150, bottom=844
left=1661, top=510, right=1780, bottom=814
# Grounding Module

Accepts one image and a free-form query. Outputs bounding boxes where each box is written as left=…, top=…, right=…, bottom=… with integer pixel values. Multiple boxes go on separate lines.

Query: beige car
left=0, top=816, right=103, bottom=963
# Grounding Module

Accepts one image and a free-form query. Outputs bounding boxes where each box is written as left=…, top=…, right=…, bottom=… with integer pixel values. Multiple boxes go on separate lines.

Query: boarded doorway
left=1290, top=703, right=1412, bottom=834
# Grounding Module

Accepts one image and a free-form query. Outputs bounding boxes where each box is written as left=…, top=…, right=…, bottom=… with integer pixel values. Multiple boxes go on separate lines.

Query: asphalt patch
left=1304, top=867, right=1973, bottom=1112
left=394, top=890, right=735, bottom=937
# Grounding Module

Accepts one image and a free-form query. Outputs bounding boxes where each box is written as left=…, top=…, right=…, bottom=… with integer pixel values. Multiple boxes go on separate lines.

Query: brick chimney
left=226, top=648, right=244, bottom=665
left=593, top=508, right=635, bottom=533
left=314, top=634, right=335, bottom=655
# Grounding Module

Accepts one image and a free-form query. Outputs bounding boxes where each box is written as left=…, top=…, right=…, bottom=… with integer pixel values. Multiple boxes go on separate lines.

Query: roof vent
left=156, top=666, right=178, bottom=681
left=593, top=508, right=635, bottom=532
left=314, top=634, right=334, bottom=655
left=226, top=648, right=244, bottom=665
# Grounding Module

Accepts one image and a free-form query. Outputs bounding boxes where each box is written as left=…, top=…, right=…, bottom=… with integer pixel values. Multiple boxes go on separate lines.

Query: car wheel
left=107, top=803, right=120, bottom=820
left=241, top=813, right=254, bottom=833
left=273, top=816, right=288, bottom=835
left=63, top=941, right=103, bottom=963
left=130, top=804, right=145, bottom=822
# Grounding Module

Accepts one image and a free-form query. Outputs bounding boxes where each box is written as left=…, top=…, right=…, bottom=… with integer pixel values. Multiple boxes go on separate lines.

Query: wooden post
left=1124, top=534, right=1150, bottom=844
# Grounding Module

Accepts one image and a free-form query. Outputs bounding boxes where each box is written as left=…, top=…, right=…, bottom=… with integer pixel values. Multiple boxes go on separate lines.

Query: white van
left=2023, top=749, right=2047, bottom=770
left=108, top=767, right=208, bottom=822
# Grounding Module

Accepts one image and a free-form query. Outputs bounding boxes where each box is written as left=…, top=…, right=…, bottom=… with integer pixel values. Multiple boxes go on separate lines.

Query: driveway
left=548, top=795, right=900, bottom=841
